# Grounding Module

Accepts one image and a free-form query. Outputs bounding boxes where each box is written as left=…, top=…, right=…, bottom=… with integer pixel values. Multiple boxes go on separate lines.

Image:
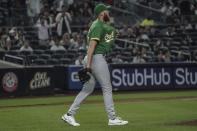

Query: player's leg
left=62, top=75, right=96, bottom=126
left=67, top=75, right=96, bottom=115
left=92, top=54, right=128, bottom=125
left=92, top=55, right=116, bottom=119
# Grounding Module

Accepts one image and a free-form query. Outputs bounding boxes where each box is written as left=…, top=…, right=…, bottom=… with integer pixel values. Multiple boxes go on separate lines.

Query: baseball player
left=61, top=3, right=128, bottom=126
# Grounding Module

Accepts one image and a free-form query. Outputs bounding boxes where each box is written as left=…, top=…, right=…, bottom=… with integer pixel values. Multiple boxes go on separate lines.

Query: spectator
left=77, top=34, right=86, bottom=50
left=75, top=54, right=84, bottom=65
left=163, top=50, right=171, bottom=62
left=132, top=52, right=146, bottom=63
left=60, top=33, right=72, bottom=49
left=112, top=55, right=123, bottom=64
left=184, top=19, right=193, bottom=30
left=176, top=51, right=185, bottom=62
left=20, top=41, right=33, bottom=52
left=26, top=0, right=43, bottom=18
left=138, top=0, right=149, bottom=6
left=119, top=24, right=128, bottom=37
left=193, top=50, right=197, bottom=61
left=54, top=0, right=70, bottom=12
left=50, top=36, right=66, bottom=51
left=127, top=27, right=137, bottom=39
left=141, top=47, right=147, bottom=57
left=0, top=30, right=7, bottom=51
left=48, top=12, right=57, bottom=36
left=149, top=0, right=161, bottom=9
left=137, top=27, right=150, bottom=41
left=193, top=4, right=197, bottom=15
left=156, top=50, right=166, bottom=62
left=79, top=1, right=93, bottom=17
left=68, top=2, right=80, bottom=17
left=161, top=2, right=172, bottom=15
left=35, top=18, right=56, bottom=46
left=140, top=17, right=155, bottom=27
left=5, top=27, right=23, bottom=49
left=56, top=5, right=72, bottom=36
left=165, top=27, right=176, bottom=36
left=69, top=32, right=79, bottom=49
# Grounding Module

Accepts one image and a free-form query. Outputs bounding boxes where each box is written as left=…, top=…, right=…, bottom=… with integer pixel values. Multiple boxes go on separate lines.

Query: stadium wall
left=0, top=63, right=197, bottom=97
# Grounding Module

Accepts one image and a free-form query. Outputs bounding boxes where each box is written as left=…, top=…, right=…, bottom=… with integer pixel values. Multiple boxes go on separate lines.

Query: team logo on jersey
left=2, top=72, right=18, bottom=93
left=105, top=31, right=114, bottom=43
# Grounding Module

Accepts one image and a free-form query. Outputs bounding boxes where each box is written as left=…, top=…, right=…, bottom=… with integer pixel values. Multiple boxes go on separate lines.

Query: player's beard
left=103, top=13, right=110, bottom=22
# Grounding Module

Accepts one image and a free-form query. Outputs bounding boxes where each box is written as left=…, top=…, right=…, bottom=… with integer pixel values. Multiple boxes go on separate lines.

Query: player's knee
left=88, top=80, right=96, bottom=93
left=102, top=85, right=112, bottom=93
left=82, top=79, right=95, bottom=94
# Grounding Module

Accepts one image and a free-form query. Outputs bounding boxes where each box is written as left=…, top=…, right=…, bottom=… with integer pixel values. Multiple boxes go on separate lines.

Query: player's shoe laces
left=61, top=114, right=80, bottom=127
left=108, top=117, right=128, bottom=126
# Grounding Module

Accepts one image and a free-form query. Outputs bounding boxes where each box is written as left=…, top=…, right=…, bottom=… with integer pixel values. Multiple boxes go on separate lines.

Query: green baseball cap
left=94, top=3, right=110, bottom=16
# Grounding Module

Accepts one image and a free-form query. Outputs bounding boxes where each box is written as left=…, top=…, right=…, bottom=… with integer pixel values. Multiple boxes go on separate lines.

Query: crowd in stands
left=1, top=0, right=197, bottom=66
left=137, top=0, right=197, bottom=23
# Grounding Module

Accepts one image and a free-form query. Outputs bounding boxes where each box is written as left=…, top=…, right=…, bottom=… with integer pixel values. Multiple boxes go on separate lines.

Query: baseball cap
left=94, top=3, right=110, bottom=16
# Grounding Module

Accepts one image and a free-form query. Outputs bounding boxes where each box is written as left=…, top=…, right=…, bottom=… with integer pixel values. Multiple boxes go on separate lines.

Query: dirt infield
left=0, top=95, right=197, bottom=109
left=174, top=120, right=197, bottom=126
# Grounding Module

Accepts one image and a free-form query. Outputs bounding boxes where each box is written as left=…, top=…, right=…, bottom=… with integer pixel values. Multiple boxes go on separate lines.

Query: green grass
left=0, top=90, right=197, bottom=131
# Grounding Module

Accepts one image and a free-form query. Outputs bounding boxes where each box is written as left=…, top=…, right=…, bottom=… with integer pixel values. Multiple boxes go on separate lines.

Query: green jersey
left=87, top=19, right=116, bottom=54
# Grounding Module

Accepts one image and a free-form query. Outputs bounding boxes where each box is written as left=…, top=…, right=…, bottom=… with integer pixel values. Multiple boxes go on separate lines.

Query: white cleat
left=61, top=114, right=80, bottom=127
left=108, top=117, right=128, bottom=126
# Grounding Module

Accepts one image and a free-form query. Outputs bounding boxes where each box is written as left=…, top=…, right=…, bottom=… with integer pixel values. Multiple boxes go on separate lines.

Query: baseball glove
left=78, top=68, right=92, bottom=84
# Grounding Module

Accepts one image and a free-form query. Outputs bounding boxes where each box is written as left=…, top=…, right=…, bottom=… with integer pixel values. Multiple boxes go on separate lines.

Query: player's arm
left=86, top=40, right=97, bottom=69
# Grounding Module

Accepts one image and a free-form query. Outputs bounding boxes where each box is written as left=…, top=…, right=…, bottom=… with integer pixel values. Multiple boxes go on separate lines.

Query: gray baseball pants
left=67, top=54, right=116, bottom=120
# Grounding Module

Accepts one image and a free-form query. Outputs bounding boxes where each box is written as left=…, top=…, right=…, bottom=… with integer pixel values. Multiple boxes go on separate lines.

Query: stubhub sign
left=111, top=68, right=171, bottom=88
left=174, top=67, right=197, bottom=86
left=67, top=64, right=197, bottom=90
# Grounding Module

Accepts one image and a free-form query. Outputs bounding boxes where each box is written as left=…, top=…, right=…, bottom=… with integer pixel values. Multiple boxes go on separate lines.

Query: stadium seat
left=0, top=50, right=6, bottom=59
left=146, top=51, right=154, bottom=57
left=27, top=54, right=39, bottom=64
left=121, top=52, right=132, bottom=57
left=47, top=58, right=59, bottom=65
left=59, top=58, right=71, bottom=65
left=51, top=54, right=63, bottom=59
left=6, top=50, right=19, bottom=56
left=33, top=50, right=44, bottom=55
left=67, top=49, right=78, bottom=54
left=78, top=49, right=86, bottom=53
left=39, top=54, right=51, bottom=60
left=32, top=58, right=46, bottom=65
left=64, top=53, right=76, bottom=59
left=44, top=50, right=54, bottom=55
left=180, top=46, right=189, bottom=51
left=120, top=55, right=131, bottom=63
left=169, top=46, right=179, bottom=51
left=20, top=50, right=32, bottom=56
left=10, top=45, right=20, bottom=50
left=38, top=45, right=49, bottom=50
left=55, top=50, right=66, bottom=55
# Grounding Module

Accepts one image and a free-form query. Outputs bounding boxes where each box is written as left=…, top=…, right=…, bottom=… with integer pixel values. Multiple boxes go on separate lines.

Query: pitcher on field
left=61, top=3, right=128, bottom=126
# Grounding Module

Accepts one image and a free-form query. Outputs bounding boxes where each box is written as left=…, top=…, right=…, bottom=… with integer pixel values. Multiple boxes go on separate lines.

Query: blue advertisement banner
left=67, top=63, right=197, bottom=90
left=67, top=65, right=101, bottom=90
left=67, top=65, right=83, bottom=90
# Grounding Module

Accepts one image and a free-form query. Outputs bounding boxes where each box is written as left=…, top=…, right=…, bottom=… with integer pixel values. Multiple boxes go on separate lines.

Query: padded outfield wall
left=0, top=63, right=197, bottom=97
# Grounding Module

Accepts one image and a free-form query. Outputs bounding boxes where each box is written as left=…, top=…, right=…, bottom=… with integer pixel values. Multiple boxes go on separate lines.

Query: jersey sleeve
left=89, top=24, right=102, bottom=41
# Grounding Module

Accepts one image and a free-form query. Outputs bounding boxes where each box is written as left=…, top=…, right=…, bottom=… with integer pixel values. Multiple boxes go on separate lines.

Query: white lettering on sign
left=112, top=68, right=171, bottom=87
left=175, top=68, right=197, bottom=85
left=30, top=72, right=50, bottom=90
